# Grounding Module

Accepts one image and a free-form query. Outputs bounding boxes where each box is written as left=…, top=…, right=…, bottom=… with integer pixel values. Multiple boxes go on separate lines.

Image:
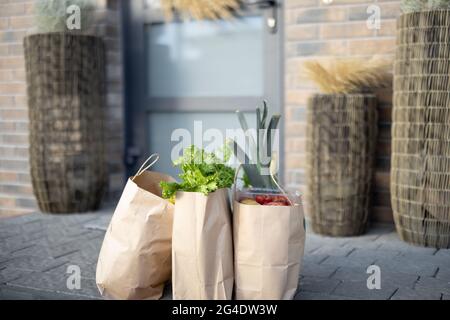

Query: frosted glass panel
left=148, top=112, right=256, bottom=177
left=146, top=17, right=264, bottom=97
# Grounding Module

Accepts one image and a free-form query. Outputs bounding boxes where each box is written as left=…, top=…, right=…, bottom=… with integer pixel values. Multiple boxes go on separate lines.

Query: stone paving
left=0, top=211, right=449, bottom=300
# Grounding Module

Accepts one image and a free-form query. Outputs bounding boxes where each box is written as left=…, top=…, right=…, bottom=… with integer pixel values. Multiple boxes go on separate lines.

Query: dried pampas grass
left=303, top=58, right=392, bottom=94
left=162, top=0, right=241, bottom=20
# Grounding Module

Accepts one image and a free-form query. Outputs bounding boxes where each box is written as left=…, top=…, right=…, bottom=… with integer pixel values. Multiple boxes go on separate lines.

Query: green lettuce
left=160, top=145, right=235, bottom=203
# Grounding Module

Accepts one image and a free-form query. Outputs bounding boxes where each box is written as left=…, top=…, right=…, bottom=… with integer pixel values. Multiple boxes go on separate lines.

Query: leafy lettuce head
left=160, top=145, right=235, bottom=203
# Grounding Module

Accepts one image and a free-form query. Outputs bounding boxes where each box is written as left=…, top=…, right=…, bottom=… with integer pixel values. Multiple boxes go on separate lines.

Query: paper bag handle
left=232, top=164, right=243, bottom=203
left=269, top=153, right=293, bottom=206
left=132, top=153, right=160, bottom=181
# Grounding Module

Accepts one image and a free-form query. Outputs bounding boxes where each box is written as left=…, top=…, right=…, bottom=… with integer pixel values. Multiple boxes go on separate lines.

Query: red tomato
left=265, top=201, right=288, bottom=206
left=273, top=195, right=288, bottom=203
left=255, top=195, right=273, bottom=204
left=255, top=195, right=266, bottom=205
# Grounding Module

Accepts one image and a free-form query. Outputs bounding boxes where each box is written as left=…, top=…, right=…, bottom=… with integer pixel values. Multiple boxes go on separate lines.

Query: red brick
left=0, top=171, right=18, bottom=182
left=0, top=3, right=26, bottom=17
left=286, top=24, right=319, bottom=41
left=0, top=133, right=28, bottom=145
left=0, top=196, right=15, bottom=208
left=296, top=40, right=347, bottom=56
left=0, top=56, right=24, bottom=69
left=294, top=6, right=347, bottom=24
left=0, top=69, right=11, bottom=82
left=14, top=95, right=27, bottom=107
left=378, top=19, right=397, bottom=37
left=0, top=30, right=27, bottom=43
left=348, top=3, right=401, bottom=21
left=8, top=43, right=24, bottom=55
left=348, top=38, right=396, bottom=55
left=286, top=122, right=306, bottom=137
left=9, top=15, right=34, bottom=29
left=0, top=83, right=26, bottom=95
left=286, top=90, right=314, bottom=105
left=0, top=17, right=8, bottom=28
left=11, top=68, right=25, bottom=81
left=0, top=208, right=34, bottom=218
left=286, top=154, right=307, bottom=170
left=0, top=44, right=8, bottom=56
left=0, top=108, right=28, bottom=120
left=0, top=96, right=14, bottom=108
left=286, top=138, right=306, bottom=153
left=24, top=2, right=34, bottom=15
left=0, top=183, right=33, bottom=195
left=320, top=22, right=375, bottom=39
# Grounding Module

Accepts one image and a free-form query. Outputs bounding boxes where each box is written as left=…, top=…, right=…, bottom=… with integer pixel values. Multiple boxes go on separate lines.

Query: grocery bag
left=172, top=188, right=234, bottom=300
left=96, top=154, right=175, bottom=299
left=233, top=167, right=306, bottom=299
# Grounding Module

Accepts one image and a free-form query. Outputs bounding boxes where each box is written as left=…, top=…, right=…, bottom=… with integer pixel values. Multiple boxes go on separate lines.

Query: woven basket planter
left=305, top=94, right=378, bottom=236
left=392, top=10, right=450, bottom=248
left=24, top=33, right=107, bottom=213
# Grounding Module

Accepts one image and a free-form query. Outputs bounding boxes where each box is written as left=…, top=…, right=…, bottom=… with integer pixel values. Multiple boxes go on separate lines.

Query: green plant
left=160, top=145, right=235, bottom=203
left=401, top=0, right=450, bottom=13
left=35, top=0, right=95, bottom=33
left=230, top=101, right=281, bottom=189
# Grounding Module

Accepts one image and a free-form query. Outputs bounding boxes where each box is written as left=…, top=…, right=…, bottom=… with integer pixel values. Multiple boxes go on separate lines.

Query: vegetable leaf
left=160, top=145, right=235, bottom=202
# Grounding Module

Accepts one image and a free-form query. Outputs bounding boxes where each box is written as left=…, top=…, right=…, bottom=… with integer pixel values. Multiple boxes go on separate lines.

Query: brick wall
left=284, top=0, right=401, bottom=222
left=0, top=0, right=125, bottom=217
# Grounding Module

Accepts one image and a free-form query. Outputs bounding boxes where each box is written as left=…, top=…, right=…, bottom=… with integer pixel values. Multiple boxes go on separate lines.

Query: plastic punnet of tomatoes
left=238, top=188, right=300, bottom=207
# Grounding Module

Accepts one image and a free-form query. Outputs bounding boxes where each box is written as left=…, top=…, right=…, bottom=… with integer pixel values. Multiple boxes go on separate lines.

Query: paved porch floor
left=0, top=211, right=449, bottom=300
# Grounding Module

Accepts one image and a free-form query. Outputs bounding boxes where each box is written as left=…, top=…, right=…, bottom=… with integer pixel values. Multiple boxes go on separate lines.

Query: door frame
left=121, top=0, right=285, bottom=180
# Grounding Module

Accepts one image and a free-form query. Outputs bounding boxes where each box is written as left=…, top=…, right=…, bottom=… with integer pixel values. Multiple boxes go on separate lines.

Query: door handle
left=243, top=0, right=279, bottom=33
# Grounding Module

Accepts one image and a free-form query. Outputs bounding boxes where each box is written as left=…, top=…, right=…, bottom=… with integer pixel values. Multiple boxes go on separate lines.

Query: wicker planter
left=392, top=10, right=450, bottom=248
left=24, top=33, right=107, bottom=213
left=305, top=94, right=378, bottom=236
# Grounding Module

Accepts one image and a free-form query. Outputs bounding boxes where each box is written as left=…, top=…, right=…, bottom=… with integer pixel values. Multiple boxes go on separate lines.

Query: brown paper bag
left=172, top=188, right=234, bottom=300
left=233, top=200, right=306, bottom=300
left=96, top=156, right=175, bottom=300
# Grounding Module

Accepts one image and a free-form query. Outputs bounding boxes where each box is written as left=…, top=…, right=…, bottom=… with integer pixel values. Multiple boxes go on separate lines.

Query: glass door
left=123, top=0, right=283, bottom=177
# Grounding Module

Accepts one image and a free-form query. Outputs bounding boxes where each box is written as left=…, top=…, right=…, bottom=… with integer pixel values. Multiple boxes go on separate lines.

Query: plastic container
left=236, top=188, right=301, bottom=206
